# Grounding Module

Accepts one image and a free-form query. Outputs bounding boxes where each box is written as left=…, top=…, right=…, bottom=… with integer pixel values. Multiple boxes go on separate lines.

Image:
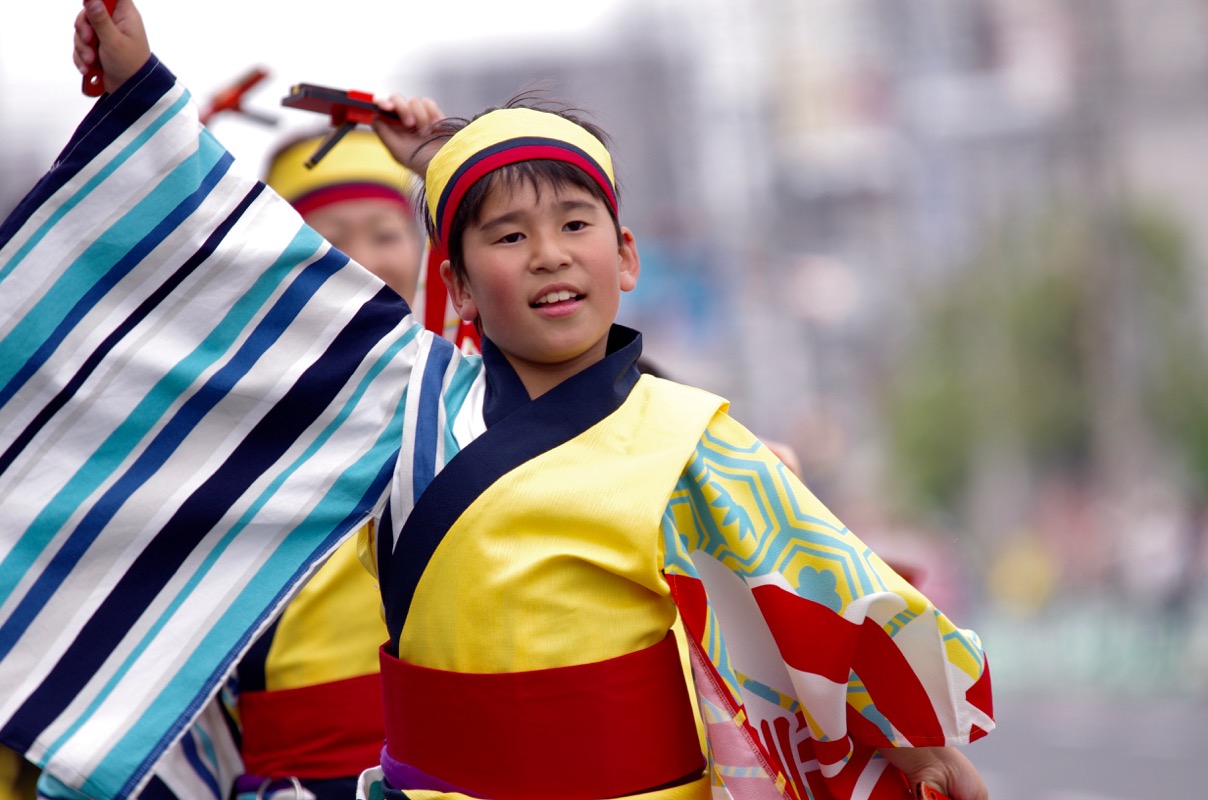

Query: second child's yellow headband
left=425, top=108, right=617, bottom=247
left=267, top=129, right=417, bottom=217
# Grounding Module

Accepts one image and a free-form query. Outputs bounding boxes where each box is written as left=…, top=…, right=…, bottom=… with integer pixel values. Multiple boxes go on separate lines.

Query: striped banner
left=0, top=57, right=479, bottom=799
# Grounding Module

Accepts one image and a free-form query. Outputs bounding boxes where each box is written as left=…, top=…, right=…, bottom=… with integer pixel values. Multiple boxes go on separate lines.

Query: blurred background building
left=4, top=0, right=1207, bottom=794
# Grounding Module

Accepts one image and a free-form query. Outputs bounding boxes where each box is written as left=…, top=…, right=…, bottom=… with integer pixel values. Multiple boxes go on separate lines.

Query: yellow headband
left=425, top=107, right=616, bottom=247
left=266, top=129, right=418, bottom=216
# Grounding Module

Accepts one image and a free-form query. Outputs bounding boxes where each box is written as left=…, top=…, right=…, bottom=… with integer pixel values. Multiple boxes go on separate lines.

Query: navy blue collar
left=480, top=324, right=644, bottom=427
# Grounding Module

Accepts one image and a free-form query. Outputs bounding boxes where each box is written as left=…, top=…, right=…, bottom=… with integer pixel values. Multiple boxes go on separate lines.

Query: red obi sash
left=379, top=632, right=705, bottom=799
left=240, top=672, right=385, bottom=779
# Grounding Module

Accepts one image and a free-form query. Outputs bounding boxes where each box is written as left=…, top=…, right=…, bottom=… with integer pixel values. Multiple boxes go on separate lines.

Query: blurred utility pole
left=1064, top=0, right=1157, bottom=498
left=678, top=0, right=782, bottom=427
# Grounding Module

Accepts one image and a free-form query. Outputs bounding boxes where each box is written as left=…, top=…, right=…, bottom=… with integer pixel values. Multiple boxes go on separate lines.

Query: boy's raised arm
left=73, top=0, right=151, bottom=95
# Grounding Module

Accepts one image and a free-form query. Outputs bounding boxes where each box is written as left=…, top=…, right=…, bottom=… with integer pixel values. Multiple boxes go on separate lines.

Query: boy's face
left=306, top=199, right=424, bottom=304
left=442, top=178, right=639, bottom=396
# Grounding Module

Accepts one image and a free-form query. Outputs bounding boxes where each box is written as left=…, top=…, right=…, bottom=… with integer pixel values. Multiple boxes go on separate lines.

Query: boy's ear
left=618, top=226, right=640, bottom=293
left=439, top=260, right=478, bottom=322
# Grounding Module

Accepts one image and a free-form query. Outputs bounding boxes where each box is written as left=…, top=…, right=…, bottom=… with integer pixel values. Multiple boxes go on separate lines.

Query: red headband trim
left=292, top=183, right=413, bottom=218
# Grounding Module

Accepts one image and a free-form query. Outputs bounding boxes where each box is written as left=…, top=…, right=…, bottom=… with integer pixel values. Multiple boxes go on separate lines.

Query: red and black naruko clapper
left=281, top=83, right=400, bottom=169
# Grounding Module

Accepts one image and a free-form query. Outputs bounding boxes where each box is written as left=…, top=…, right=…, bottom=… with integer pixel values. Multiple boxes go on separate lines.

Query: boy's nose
left=529, top=233, right=571, bottom=271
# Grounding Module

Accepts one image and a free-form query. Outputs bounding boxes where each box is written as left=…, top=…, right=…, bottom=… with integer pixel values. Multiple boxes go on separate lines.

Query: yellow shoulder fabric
left=399, top=376, right=726, bottom=673
left=264, top=524, right=387, bottom=689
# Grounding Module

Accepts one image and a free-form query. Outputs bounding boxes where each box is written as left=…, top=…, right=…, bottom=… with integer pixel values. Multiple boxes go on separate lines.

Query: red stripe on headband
left=292, top=183, right=412, bottom=218
left=437, top=143, right=616, bottom=247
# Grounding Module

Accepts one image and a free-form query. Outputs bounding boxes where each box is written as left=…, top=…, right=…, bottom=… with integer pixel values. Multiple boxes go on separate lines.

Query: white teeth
left=536, top=290, right=575, bottom=305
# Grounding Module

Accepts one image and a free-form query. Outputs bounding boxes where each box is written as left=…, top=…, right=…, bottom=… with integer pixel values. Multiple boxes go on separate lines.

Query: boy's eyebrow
left=477, top=198, right=600, bottom=231
left=477, top=210, right=526, bottom=231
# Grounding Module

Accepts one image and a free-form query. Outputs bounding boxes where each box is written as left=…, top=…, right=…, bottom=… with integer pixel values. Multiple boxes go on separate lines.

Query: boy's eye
left=564, top=220, right=588, bottom=232
left=497, top=232, right=524, bottom=244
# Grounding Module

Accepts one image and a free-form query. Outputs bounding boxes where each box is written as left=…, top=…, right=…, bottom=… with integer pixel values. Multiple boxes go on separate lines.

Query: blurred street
left=970, top=690, right=1203, bottom=799
left=956, top=593, right=1208, bottom=799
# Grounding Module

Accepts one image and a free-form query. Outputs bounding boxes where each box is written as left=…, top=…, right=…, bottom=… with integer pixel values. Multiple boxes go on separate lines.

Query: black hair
left=418, top=92, right=622, bottom=281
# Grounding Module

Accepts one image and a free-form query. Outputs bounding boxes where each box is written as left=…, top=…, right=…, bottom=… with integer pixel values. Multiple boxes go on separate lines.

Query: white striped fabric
left=141, top=692, right=243, bottom=800
left=0, top=58, right=484, bottom=799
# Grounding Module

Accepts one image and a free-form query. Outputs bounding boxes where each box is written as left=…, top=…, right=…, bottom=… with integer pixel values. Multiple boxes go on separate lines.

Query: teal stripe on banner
left=0, top=224, right=324, bottom=609
left=0, top=91, right=189, bottom=285
left=0, top=113, right=221, bottom=393
left=441, top=356, right=482, bottom=458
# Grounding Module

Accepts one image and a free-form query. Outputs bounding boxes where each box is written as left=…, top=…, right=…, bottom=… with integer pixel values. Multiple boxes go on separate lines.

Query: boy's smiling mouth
left=530, top=287, right=585, bottom=309
left=531, top=290, right=582, bottom=308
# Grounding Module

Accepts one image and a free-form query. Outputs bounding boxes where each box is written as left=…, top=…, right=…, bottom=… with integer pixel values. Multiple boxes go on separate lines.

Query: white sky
left=1, top=0, right=635, bottom=177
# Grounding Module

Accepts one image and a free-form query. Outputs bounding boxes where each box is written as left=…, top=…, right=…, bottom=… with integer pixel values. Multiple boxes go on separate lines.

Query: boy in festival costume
left=366, top=98, right=992, bottom=800
left=0, top=2, right=989, bottom=799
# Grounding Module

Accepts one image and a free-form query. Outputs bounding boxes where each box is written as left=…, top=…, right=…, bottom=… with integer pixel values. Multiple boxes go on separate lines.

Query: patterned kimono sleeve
left=0, top=57, right=430, bottom=799
left=661, top=412, right=993, bottom=800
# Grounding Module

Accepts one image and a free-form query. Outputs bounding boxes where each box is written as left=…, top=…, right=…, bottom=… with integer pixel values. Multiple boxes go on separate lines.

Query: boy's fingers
left=83, top=0, right=117, bottom=40
left=413, top=99, right=439, bottom=130
left=421, top=98, right=443, bottom=117
left=73, top=29, right=97, bottom=71
left=74, top=11, right=95, bottom=44
left=73, top=37, right=94, bottom=65
left=394, top=95, right=419, bottom=128
left=375, top=96, right=412, bottom=127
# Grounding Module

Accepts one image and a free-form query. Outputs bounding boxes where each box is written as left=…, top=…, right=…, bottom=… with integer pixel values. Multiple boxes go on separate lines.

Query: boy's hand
left=877, top=746, right=988, bottom=800
left=73, top=0, right=151, bottom=95
left=372, top=95, right=446, bottom=178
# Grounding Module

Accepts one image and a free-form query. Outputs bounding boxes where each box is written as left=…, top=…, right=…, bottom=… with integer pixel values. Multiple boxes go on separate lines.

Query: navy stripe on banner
left=0, top=57, right=176, bottom=250
left=376, top=494, right=395, bottom=593
left=3, top=283, right=406, bottom=746
left=178, top=728, right=222, bottom=800
left=234, top=615, right=282, bottom=693
left=411, top=343, right=453, bottom=500
left=137, top=775, right=181, bottom=800
left=380, top=326, right=643, bottom=646
left=0, top=169, right=254, bottom=478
